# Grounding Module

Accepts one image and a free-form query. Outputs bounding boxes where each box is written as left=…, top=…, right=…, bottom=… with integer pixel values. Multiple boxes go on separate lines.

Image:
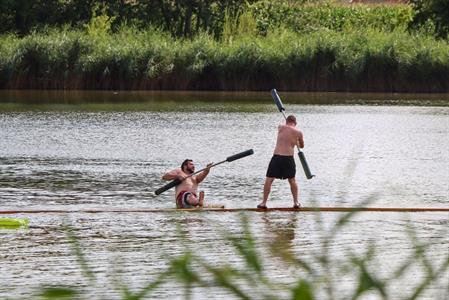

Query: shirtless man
left=162, top=159, right=212, bottom=208
left=257, top=115, right=304, bottom=209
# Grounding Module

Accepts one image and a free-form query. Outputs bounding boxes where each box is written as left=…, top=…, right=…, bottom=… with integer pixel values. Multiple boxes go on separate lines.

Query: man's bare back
left=273, top=124, right=304, bottom=156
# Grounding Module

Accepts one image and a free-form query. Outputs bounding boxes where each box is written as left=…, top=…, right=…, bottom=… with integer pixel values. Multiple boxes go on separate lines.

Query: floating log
left=0, top=207, right=448, bottom=214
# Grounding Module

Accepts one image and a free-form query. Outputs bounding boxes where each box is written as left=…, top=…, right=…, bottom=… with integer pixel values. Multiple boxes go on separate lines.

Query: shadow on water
left=0, top=90, right=448, bottom=111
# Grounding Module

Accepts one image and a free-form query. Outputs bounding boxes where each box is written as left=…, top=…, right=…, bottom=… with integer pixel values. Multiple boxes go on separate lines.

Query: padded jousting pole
left=271, top=89, right=315, bottom=179
left=155, top=149, right=254, bottom=195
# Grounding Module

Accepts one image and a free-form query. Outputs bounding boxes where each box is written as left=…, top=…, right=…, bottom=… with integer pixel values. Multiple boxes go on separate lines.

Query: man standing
left=162, top=159, right=212, bottom=208
left=257, top=115, right=304, bottom=209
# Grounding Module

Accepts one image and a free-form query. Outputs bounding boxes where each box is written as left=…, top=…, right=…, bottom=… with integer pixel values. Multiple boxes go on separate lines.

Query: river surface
left=0, top=91, right=448, bottom=299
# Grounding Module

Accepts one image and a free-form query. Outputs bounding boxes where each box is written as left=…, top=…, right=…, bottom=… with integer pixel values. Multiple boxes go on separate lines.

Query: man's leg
left=288, top=177, right=300, bottom=207
left=258, top=177, right=274, bottom=208
left=198, top=191, right=204, bottom=207
left=186, top=193, right=199, bottom=207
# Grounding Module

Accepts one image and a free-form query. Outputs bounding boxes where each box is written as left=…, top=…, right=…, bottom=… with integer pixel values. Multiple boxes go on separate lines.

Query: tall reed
left=1, top=26, right=448, bottom=92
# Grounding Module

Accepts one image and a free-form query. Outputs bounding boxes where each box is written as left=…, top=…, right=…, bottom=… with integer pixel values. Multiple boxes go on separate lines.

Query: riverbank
left=1, top=90, right=448, bottom=111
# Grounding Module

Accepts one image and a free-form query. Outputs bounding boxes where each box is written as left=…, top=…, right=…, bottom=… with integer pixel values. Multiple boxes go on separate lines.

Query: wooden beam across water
left=0, top=207, right=448, bottom=214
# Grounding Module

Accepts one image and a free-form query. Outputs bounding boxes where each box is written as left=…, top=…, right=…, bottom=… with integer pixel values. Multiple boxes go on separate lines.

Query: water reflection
left=0, top=90, right=448, bottom=111
left=260, top=213, right=299, bottom=256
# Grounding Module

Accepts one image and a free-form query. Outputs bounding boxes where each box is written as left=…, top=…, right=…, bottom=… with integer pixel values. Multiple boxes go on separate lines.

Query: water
left=0, top=91, right=448, bottom=299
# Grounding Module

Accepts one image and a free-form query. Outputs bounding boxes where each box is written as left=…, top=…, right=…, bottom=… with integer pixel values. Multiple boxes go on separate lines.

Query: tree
left=410, top=0, right=449, bottom=39
left=0, top=0, right=256, bottom=38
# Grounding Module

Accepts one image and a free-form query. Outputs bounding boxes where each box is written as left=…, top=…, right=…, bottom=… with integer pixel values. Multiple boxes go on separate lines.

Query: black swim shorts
left=266, top=155, right=296, bottom=179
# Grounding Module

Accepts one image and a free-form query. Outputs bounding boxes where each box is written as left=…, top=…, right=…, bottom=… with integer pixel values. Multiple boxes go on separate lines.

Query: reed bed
left=0, top=2, right=448, bottom=92
left=1, top=26, right=448, bottom=92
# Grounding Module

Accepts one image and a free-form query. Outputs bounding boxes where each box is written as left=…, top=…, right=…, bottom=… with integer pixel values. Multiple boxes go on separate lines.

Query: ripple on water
left=1, top=105, right=448, bottom=299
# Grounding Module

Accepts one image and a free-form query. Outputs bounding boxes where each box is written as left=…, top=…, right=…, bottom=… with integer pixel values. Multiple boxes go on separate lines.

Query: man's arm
left=162, top=169, right=181, bottom=181
left=297, top=131, right=304, bottom=149
left=195, top=163, right=212, bottom=184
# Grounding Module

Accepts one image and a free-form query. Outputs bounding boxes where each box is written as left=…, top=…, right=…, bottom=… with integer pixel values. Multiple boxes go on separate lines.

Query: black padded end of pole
left=298, top=151, right=315, bottom=180
left=271, top=89, right=285, bottom=112
left=226, top=149, right=254, bottom=162
left=154, top=178, right=182, bottom=195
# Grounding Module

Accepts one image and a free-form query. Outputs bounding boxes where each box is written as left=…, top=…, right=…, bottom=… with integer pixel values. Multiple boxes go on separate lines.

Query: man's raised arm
left=196, top=163, right=213, bottom=184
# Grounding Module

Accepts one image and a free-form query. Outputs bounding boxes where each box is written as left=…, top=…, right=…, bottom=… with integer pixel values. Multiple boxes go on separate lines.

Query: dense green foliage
left=1, top=26, right=448, bottom=92
left=0, top=0, right=257, bottom=38
left=0, top=1, right=448, bottom=91
left=0, top=1, right=415, bottom=38
left=410, top=0, right=449, bottom=39
left=250, top=1, right=414, bottom=34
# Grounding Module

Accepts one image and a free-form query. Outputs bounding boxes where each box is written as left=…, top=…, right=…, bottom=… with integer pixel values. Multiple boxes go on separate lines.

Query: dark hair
left=181, top=159, right=193, bottom=171
left=286, top=115, right=296, bottom=124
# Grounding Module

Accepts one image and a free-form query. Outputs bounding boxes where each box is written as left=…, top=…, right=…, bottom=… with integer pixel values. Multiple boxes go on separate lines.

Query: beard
left=185, top=166, right=194, bottom=174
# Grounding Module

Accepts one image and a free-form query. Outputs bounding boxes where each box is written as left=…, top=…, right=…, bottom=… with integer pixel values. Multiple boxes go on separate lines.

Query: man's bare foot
left=198, top=191, right=204, bottom=207
left=293, top=203, right=301, bottom=209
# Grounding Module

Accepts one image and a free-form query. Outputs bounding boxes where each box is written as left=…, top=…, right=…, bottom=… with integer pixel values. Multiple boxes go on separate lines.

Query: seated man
left=162, top=159, right=212, bottom=208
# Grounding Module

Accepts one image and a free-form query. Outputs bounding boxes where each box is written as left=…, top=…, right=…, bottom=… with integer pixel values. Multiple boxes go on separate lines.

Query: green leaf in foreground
left=226, top=214, right=263, bottom=275
left=39, top=286, right=79, bottom=299
left=292, top=280, right=315, bottom=300
left=351, top=260, right=386, bottom=300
